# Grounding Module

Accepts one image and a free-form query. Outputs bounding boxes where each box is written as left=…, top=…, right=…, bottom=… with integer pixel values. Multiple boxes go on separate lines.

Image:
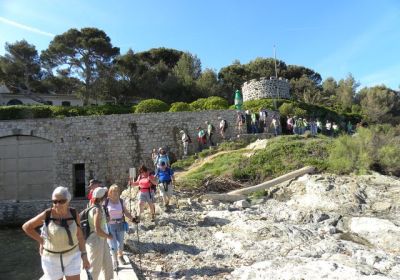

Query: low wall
left=0, top=200, right=88, bottom=226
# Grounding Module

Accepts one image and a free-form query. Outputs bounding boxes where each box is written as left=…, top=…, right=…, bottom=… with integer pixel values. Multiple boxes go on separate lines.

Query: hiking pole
left=136, top=223, right=142, bottom=274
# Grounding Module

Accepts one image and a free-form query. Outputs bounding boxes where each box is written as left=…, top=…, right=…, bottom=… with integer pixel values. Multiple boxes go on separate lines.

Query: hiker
left=130, top=165, right=158, bottom=222
left=151, top=148, right=158, bottom=168
left=326, top=120, right=333, bottom=137
left=316, top=119, right=322, bottom=134
left=156, top=161, right=175, bottom=210
left=332, top=122, right=339, bottom=136
left=86, top=187, right=114, bottom=280
left=346, top=120, right=353, bottom=134
left=197, top=126, right=207, bottom=152
left=205, top=121, right=215, bottom=146
left=219, top=117, right=228, bottom=139
left=87, top=179, right=101, bottom=201
left=155, top=147, right=170, bottom=168
left=271, top=116, right=279, bottom=136
left=180, top=130, right=191, bottom=157
left=286, top=116, right=294, bottom=134
left=236, top=111, right=245, bottom=135
left=250, top=111, right=258, bottom=134
left=310, top=118, right=318, bottom=136
left=259, top=108, right=268, bottom=132
left=105, top=184, right=136, bottom=271
left=22, top=186, right=90, bottom=280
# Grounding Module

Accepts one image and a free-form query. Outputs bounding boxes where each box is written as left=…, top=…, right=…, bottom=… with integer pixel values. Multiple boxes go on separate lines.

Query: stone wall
left=0, top=110, right=237, bottom=202
left=0, top=200, right=88, bottom=226
left=242, top=77, right=290, bottom=101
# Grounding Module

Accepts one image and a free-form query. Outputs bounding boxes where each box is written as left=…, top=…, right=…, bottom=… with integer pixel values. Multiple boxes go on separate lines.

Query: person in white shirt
left=180, top=130, right=190, bottom=156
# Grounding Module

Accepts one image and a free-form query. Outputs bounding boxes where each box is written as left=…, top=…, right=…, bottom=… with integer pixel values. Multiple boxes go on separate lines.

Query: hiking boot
left=118, top=255, right=126, bottom=265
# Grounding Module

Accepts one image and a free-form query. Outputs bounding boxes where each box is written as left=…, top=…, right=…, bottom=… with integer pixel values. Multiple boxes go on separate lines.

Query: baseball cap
left=92, top=187, right=108, bottom=199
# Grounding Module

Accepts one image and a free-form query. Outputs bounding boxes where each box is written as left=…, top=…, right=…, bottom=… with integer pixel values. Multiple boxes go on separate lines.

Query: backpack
left=43, top=207, right=78, bottom=245
left=187, top=134, right=192, bottom=143
left=44, top=207, right=77, bottom=228
left=79, top=205, right=100, bottom=240
left=210, top=124, right=215, bottom=133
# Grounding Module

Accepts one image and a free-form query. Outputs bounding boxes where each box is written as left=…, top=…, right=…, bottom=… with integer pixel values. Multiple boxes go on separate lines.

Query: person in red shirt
left=130, top=165, right=158, bottom=222
left=87, top=179, right=101, bottom=201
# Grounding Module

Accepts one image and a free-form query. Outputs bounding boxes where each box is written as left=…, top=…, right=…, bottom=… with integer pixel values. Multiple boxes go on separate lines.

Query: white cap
left=92, top=187, right=108, bottom=198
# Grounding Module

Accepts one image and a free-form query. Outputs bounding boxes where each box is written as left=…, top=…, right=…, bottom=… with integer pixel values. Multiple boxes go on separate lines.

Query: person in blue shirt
left=155, top=161, right=175, bottom=209
left=155, top=148, right=170, bottom=168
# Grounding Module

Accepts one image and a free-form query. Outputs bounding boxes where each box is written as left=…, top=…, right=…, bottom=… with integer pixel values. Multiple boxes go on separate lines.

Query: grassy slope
left=175, top=135, right=331, bottom=189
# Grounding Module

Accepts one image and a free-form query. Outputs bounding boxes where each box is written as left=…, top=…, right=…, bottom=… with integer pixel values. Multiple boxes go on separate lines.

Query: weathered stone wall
left=0, top=200, right=88, bottom=226
left=242, top=77, right=290, bottom=101
left=0, top=110, right=237, bottom=200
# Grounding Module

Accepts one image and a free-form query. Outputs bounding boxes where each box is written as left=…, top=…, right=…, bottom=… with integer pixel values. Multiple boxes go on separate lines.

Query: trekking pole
left=136, top=223, right=142, bottom=274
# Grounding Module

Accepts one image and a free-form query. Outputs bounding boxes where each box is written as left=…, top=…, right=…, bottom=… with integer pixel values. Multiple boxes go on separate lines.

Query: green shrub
left=378, top=145, right=400, bottom=176
left=0, top=105, right=31, bottom=120
left=31, top=106, right=53, bottom=118
left=169, top=102, right=192, bottom=112
left=327, top=126, right=400, bottom=175
left=135, top=99, right=170, bottom=113
left=203, top=96, right=229, bottom=110
left=190, top=98, right=207, bottom=111
left=279, top=103, right=295, bottom=116
left=294, top=107, right=307, bottom=117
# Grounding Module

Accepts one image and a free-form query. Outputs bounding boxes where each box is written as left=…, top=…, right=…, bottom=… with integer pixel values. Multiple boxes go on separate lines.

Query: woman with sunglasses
left=22, top=186, right=90, bottom=280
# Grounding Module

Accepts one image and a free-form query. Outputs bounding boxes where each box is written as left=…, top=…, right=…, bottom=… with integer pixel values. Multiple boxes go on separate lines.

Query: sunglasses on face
left=52, top=199, right=67, bottom=205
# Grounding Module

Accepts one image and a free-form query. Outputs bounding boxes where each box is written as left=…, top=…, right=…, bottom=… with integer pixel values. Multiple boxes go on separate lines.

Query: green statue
left=234, top=89, right=243, bottom=110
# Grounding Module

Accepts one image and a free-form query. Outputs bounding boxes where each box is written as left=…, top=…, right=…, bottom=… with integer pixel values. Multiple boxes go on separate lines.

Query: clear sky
left=1, top=0, right=399, bottom=89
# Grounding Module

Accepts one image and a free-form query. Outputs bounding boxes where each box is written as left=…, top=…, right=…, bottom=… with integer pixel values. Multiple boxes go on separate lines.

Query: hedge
left=0, top=104, right=133, bottom=120
left=169, top=102, right=192, bottom=112
left=135, top=99, right=170, bottom=113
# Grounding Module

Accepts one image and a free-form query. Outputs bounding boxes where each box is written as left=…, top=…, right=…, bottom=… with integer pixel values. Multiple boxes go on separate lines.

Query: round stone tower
left=242, top=77, right=290, bottom=101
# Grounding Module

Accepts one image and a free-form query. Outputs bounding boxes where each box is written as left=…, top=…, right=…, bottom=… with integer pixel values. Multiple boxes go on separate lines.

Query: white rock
left=349, top=217, right=400, bottom=253
left=233, top=200, right=251, bottom=209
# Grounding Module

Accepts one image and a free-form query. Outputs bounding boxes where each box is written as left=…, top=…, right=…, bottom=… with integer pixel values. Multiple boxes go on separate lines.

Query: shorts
left=41, top=248, right=81, bottom=280
left=138, top=190, right=155, bottom=203
left=159, top=182, right=173, bottom=197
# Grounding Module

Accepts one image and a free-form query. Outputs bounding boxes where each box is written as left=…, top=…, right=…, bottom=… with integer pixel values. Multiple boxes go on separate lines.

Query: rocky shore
left=124, top=173, right=400, bottom=279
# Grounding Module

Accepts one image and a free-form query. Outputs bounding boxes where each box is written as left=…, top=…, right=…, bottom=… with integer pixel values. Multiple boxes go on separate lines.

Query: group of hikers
left=234, top=109, right=354, bottom=138
left=178, top=117, right=229, bottom=154
left=286, top=116, right=354, bottom=136
left=22, top=153, right=176, bottom=280
left=234, top=109, right=281, bottom=136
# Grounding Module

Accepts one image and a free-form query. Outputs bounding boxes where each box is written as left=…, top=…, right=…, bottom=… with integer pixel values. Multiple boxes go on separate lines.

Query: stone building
left=242, top=77, right=290, bottom=101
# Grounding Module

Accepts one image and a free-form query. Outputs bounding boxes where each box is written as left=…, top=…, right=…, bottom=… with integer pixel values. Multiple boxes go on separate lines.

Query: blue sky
left=1, top=0, right=399, bottom=89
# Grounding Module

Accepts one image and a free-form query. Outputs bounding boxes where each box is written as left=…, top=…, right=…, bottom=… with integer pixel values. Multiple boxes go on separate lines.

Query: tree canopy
left=0, top=25, right=399, bottom=125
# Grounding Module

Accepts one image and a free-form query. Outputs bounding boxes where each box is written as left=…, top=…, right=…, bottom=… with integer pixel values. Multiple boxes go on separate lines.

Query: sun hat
left=92, top=187, right=108, bottom=199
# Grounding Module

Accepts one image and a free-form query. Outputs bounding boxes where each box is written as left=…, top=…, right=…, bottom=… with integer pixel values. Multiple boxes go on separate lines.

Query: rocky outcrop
left=124, top=173, right=400, bottom=279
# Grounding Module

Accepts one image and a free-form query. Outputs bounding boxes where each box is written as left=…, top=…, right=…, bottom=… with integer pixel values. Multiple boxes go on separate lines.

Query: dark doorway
left=73, top=164, right=85, bottom=198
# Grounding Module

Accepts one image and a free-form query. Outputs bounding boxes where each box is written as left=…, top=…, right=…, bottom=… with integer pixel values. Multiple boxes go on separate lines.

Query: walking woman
left=22, top=186, right=90, bottom=280
left=105, top=184, right=136, bottom=270
left=86, top=187, right=114, bottom=280
left=130, top=165, right=158, bottom=222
